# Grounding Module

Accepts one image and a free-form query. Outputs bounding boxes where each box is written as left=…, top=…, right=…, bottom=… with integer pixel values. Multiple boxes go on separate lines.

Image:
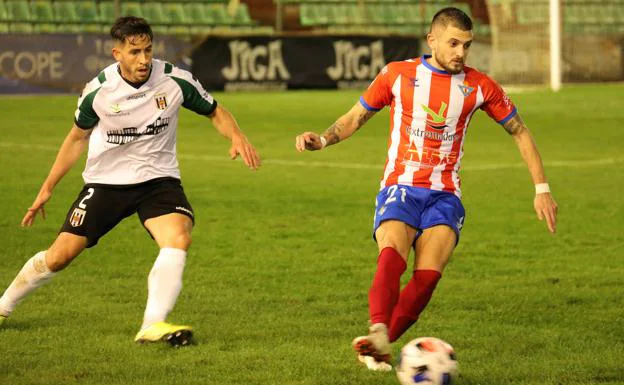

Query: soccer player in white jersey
left=296, top=7, right=558, bottom=370
left=0, top=17, right=260, bottom=346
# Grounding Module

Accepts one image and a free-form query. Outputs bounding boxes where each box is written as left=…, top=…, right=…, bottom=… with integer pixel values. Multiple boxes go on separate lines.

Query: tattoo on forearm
left=503, top=114, right=527, bottom=135
left=322, top=109, right=375, bottom=146
left=323, top=121, right=345, bottom=145
left=357, top=110, right=375, bottom=128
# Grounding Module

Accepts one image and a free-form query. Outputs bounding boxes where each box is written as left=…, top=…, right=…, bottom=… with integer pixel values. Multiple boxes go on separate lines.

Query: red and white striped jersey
left=360, top=55, right=516, bottom=198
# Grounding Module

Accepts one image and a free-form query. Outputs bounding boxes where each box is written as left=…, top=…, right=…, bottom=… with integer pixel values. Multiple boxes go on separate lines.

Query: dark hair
left=110, top=16, right=153, bottom=43
left=431, top=7, right=473, bottom=31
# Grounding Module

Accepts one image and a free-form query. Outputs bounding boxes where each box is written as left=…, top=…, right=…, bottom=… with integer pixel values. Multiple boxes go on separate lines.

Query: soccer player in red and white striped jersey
left=296, top=7, right=557, bottom=370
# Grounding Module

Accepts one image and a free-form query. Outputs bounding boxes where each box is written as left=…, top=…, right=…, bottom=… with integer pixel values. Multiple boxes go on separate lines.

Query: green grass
left=0, top=84, right=623, bottom=385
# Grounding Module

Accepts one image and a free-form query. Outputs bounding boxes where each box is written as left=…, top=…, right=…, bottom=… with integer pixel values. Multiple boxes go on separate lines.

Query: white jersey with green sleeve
left=74, top=59, right=217, bottom=185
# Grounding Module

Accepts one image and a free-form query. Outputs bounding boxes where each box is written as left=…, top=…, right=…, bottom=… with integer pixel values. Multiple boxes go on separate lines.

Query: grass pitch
left=0, top=84, right=623, bottom=385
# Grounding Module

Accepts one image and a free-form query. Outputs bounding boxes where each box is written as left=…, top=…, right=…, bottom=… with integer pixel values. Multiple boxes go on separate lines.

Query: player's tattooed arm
left=322, top=120, right=345, bottom=146
left=322, top=104, right=376, bottom=146
left=296, top=102, right=376, bottom=152
left=356, top=108, right=376, bottom=128
left=502, top=113, right=528, bottom=135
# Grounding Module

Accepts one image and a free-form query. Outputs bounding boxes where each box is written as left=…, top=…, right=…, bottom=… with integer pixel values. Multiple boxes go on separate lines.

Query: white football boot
left=352, top=323, right=392, bottom=368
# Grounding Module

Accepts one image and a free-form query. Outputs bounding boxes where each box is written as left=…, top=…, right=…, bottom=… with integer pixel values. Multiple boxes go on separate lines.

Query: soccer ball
left=396, top=337, right=458, bottom=385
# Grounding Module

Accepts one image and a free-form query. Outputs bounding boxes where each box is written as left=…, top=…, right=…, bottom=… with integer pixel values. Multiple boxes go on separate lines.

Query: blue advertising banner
left=0, top=34, right=189, bottom=94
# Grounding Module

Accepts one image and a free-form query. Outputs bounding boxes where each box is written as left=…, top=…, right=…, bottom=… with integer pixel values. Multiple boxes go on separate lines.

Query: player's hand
left=21, top=188, right=52, bottom=227
left=230, top=133, right=261, bottom=170
left=295, top=132, right=323, bottom=152
left=534, top=192, right=557, bottom=234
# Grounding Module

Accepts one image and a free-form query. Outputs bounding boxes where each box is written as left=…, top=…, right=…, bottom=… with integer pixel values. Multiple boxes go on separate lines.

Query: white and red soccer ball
left=396, top=337, right=458, bottom=385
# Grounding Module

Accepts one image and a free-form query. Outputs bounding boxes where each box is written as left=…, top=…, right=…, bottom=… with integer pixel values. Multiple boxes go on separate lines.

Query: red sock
left=368, top=247, right=407, bottom=325
left=388, top=269, right=441, bottom=342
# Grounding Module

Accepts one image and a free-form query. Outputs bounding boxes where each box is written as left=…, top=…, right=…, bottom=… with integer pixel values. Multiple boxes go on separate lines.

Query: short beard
left=435, top=52, right=464, bottom=75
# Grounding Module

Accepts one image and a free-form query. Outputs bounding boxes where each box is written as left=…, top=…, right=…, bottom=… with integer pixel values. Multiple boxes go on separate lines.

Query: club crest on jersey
left=154, top=93, right=168, bottom=110
left=421, top=102, right=448, bottom=130
left=458, top=83, right=474, bottom=97
left=70, top=208, right=86, bottom=227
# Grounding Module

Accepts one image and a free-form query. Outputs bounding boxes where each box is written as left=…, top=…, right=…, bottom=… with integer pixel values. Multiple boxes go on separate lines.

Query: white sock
left=0, top=251, right=56, bottom=317
left=141, top=248, right=187, bottom=329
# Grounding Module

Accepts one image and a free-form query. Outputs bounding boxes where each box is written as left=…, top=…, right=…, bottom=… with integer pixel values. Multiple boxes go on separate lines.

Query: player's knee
left=375, top=223, right=416, bottom=259
left=378, top=240, right=410, bottom=259
left=376, top=232, right=411, bottom=258
left=179, top=232, right=192, bottom=249
left=168, top=232, right=192, bottom=250
left=45, top=247, right=79, bottom=272
left=45, top=233, right=87, bottom=271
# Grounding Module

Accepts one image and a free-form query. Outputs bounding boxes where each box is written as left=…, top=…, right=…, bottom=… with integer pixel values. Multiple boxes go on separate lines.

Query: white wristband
left=535, top=183, right=550, bottom=194
left=319, top=135, right=327, bottom=149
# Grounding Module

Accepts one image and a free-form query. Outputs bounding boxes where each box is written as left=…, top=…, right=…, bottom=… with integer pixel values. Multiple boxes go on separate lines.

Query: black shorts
left=59, top=177, right=194, bottom=248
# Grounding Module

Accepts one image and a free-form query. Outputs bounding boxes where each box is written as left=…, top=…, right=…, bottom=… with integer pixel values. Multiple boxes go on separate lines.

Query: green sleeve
left=170, top=76, right=217, bottom=116
left=75, top=87, right=100, bottom=129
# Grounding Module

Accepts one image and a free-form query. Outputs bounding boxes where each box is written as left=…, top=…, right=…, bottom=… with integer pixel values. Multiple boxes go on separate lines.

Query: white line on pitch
left=0, top=142, right=621, bottom=172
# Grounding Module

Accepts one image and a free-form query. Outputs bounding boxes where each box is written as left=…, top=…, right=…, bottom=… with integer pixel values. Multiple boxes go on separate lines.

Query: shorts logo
left=70, top=208, right=87, bottom=227
left=456, top=216, right=465, bottom=231
left=176, top=206, right=194, bottom=217
left=155, top=93, right=168, bottom=110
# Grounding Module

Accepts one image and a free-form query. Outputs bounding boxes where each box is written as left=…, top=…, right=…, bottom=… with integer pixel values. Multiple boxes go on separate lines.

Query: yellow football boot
left=134, top=321, right=193, bottom=347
